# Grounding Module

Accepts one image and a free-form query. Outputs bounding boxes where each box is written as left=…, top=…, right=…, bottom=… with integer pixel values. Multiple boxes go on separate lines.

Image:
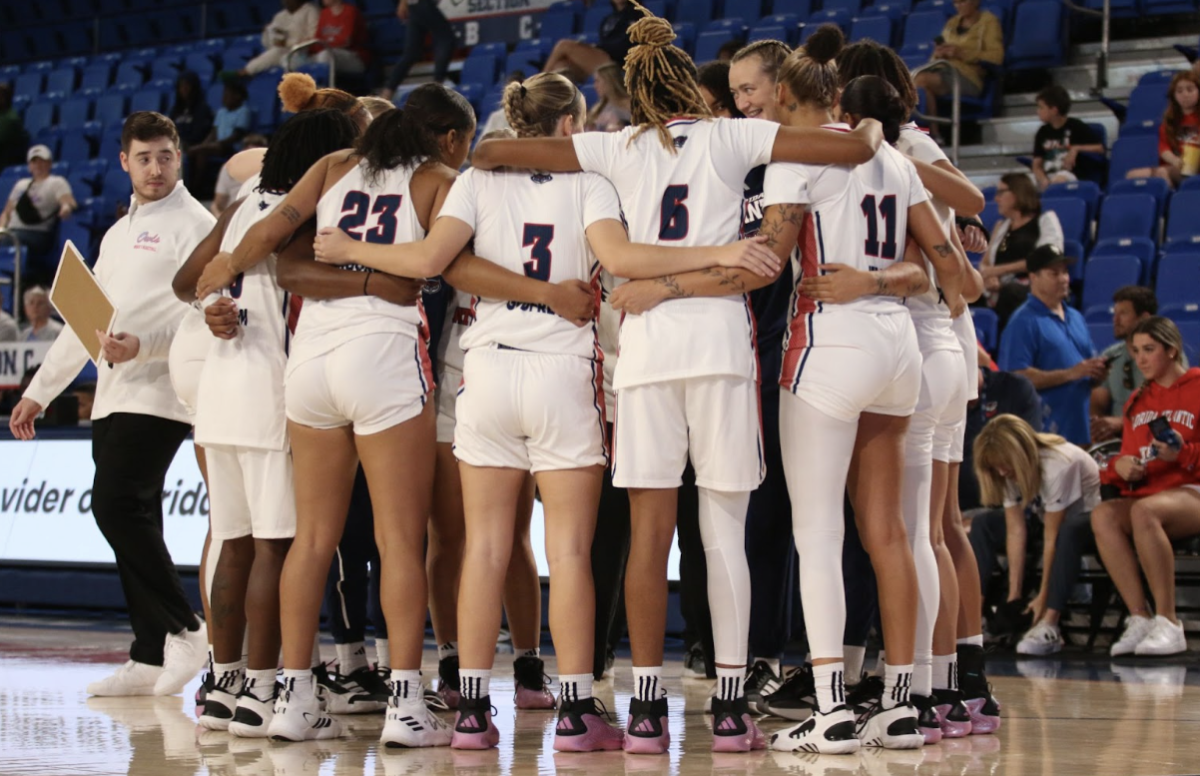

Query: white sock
left=375, top=638, right=390, bottom=670
left=632, top=666, right=665, bottom=701
left=207, top=647, right=215, bottom=670
left=336, top=641, right=368, bottom=675
left=311, top=634, right=322, bottom=669
left=882, top=663, right=914, bottom=710
left=460, top=669, right=491, bottom=700
left=437, top=641, right=457, bottom=661
left=519, top=647, right=540, bottom=659
left=716, top=665, right=744, bottom=701
left=245, top=668, right=277, bottom=702
left=558, top=673, right=592, bottom=704
left=283, top=668, right=315, bottom=701
left=933, top=654, right=958, bottom=691
left=753, top=657, right=781, bottom=676
left=812, top=662, right=846, bottom=712
left=389, top=669, right=422, bottom=701
left=843, top=646, right=866, bottom=684
left=913, top=662, right=933, bottom=698
left=213, top=660, right=246, bottom=692
left=956, top=635, right=983, bottom=648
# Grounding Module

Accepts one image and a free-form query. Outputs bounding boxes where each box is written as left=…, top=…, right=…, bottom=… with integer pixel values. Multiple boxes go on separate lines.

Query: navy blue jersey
left=742, top=164, right=792, bottom=388
left=422, top=278, right=453, bottom=376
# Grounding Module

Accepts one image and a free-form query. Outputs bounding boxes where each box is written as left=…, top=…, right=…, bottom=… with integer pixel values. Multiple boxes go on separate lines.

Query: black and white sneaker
left=194, top=667, right=214, bottom=719
left=762, top=665, right=816, bottom=721
left=437, top=655, right=461, bottom=708
left=197, top=685, right=237, bottom=731
left=682, top=642, right=711, bottom=679
left=267, top=685, right=343, bottom=742
left=381, top=693, right=453, bottom=748
left=768, top=705, right=860, bottom=755
left=228, top=686, right=277, bottom=738
left=744, top=660, right=782, bottom=715
left=853, top=687, right=923, bottom=750
left=314, top=664, right=386, bottom=714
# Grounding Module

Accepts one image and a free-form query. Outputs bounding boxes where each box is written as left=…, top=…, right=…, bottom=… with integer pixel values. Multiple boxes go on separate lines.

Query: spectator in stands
left=586, top=63, right=632, bottom=131
left=186, top=80, right=252, bottom=199
left=239, top=0, right=319, bottom=77
left=540, top=0, right=640, bottom=83
left=696, top=61, right=740, bottom=119
left=313, top=0, right=369, bottom=76
left=1091, top=286, right=1160, bottom=444
left=1127, top=71, right=1200, bottom=188
left=19, top=286, right=62, bottom=343
left=380, top=0, right=457, bottom=99
left=913, top=0, right=1003, bottom=142
left=211, top=134, right=268, bottom=216
left=170, top=72, right=215, bottom=151
left=0, top=145, right=77, bottom=260
left=1032, top=85, right=1105, bottom=190
left=0, top=84, right=28, bottom=169
left=998, top=245, right=1105, bottom=447
left=980, top=172, right=1063, bottom=326
left=971, top=414, right=1102, bottom=655
left=0, top=306, right=16, bottom=341
left=960, top=344, right=1043, bottom=511
left=1092, top=316, right=1200, bottom=657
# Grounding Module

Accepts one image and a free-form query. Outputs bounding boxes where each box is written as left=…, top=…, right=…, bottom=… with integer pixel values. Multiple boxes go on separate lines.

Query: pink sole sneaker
left=711, top=714, right=767, bottom=753
left=553, top=717, right=623, bottom=752
left=515, top=686, right=555, bottom=710
left=920, top=724, right=943, bottom=745
left=439, top=688, right=461, bottom=709
left=935, top=706, right=973, bottom=738
left=451, top=708, right=500, bottom=750
left=964, top=698, right=1000, bottom=734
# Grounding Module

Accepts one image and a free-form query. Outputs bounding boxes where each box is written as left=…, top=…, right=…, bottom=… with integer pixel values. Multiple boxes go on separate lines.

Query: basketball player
left=469, top=3, right=883, bottom=755
left=9, top=112, right=214, bottom=697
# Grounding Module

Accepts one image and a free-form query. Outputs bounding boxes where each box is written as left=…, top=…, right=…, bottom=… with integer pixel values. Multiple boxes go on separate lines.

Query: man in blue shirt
left=998, top=245, right=1107, bottom=445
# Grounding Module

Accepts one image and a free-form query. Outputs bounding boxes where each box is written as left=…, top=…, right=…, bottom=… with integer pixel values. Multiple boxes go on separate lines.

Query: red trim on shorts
left=781, top=211, right=819, bottom=389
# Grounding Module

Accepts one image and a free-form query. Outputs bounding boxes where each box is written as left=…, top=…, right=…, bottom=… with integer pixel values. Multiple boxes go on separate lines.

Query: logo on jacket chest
left=134, top=231, right=161, bottom=251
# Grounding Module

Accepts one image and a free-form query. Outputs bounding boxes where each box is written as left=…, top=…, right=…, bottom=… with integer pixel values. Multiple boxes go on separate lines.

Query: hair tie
left=520, top=84, right=527, bottom=98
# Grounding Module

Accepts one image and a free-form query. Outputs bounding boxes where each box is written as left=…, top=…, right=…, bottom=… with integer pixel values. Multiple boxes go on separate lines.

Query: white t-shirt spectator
left=262, top=3, right=319, bottom=49
left=21, top=318, right=63, bottom=342
left=0, top=310, right=17, bottom=341
left=7, top=175, right=73, bottom=233
left=1004, top=442, right=1102, bottom=513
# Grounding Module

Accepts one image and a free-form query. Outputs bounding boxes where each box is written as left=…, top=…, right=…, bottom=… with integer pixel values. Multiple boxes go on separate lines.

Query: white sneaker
left=381, top=694, right=454, bottom=748
left=229, top=690, right=277, bottom=738
left=198, top=685, right=238, bottom=730
left=87, top=660, right=163, bottom=696
left=1017, top=622, right=1064, bottom=656
left=1111, top=614, right=1155, bottom=657
left=769, top=705, right=861, bottom=755
left=154, top=621, right=209, bottom=695
left=856, top=703, right=924, bottom=750
left=1134, top=615, right=1187, bottom=656
left=267, top=689, right=343, bottom=741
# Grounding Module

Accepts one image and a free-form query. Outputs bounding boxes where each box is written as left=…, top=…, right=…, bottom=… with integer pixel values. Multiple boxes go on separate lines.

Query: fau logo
left=531, top=173, right=553, bottom=184
left=673, top=136, right=688, bottom=149
left=136, top=232, right=161, bottom=244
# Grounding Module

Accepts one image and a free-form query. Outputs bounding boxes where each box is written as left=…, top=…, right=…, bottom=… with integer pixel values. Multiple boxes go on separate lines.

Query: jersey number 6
left=522, top=224, right=554, bottom=281
left=659, top=184, right=689, bottom=241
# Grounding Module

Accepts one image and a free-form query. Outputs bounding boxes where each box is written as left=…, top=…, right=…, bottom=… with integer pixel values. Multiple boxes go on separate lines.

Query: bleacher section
left=2, top=0, right=1200, bottom=347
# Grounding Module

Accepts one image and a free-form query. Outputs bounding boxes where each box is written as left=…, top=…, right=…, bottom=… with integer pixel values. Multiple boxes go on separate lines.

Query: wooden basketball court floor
left=3, top=617, right=1199, bottom=776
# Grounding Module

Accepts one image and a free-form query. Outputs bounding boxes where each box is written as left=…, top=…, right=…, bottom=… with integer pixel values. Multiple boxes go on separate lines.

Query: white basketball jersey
left=195, top=188, right=291, bottom=451
left=573, top=117, right=780, bottom=389
left=437, top=288, right=473, bottom=375
left=897, top=124, right=957, bottom=323
left=292, top=159, right=429, bottom=368
left=436, top=167, right=621, bottom=358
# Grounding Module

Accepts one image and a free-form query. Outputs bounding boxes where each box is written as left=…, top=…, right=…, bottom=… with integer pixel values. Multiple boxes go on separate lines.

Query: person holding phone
left=913, top=0, right=1003, bottom=141
left=1091, top=317, right=1200, bottom=657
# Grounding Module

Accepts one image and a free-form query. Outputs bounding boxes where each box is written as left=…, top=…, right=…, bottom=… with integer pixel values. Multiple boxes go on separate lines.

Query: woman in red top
left=1091, top=317, right=1200, bottom=658
left=313, top=0, right=369, bottom=76
left=1127, top=70, right=1199, bottom=188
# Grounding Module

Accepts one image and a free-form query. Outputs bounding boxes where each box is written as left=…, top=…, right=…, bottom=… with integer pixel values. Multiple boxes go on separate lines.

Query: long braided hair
left=623, top=0, right=711, bottom=151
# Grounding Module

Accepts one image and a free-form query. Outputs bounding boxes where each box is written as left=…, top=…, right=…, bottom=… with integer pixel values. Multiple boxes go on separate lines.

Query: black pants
left=387, top=0, right=456, bottom=90
left=590, top=423, right=630, bottom=678
left=325, top=467, right=386, bottom=644
left=746, top=387, right=797, bottom=659
left=91, top=413, right=196, bottom=665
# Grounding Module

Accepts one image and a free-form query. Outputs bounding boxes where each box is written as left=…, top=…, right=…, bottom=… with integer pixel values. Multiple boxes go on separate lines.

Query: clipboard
left=49, top=240, right=118, bottom=367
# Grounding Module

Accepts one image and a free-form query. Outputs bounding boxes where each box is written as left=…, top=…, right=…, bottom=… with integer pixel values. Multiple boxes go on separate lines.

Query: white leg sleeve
left=697, top=487, right=752, bottom=666
left=780, top=392, right=858, bottom=661
left=903, top=369, right=941, bottom=698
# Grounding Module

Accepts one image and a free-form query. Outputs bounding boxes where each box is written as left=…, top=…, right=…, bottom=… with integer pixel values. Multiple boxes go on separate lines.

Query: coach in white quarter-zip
left=9, top=112, right=217, bottom=698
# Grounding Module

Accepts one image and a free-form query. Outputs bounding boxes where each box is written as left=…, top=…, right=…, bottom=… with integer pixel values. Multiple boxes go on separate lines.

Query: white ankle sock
left=519, top=647, right=540, bottom=659
left=282, top=669, right=315, bottom=701
left=559, top=673, right=592, bottom=704
left=336, top=641, right=368, bottom=675
left=437, top=641, right=457, bottom=661
left=389, top=669, right=422, bottom=701
left=460, top=669, right=491, bottom=700
left=213, top=660, right=246, bottom=692
left=753, top=656, right=781, bottom=675
left=632, top=666, right=665, bottom=701
left=812, top=662, right=846, bottom=712
left=913, top=663, right=933, bottom=698
left=245, top=668, right=277, bottom=701
left=933, top=654, right=958, bottom=691
left=882, top=664, right=914, bottom=709
left=716, top=666, right=744, bottom=701
left=956, top=635, right=983, bottom=648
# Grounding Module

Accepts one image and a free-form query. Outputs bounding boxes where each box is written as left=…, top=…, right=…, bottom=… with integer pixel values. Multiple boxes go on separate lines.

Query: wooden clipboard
left=49, top=240, right=118, bottom=367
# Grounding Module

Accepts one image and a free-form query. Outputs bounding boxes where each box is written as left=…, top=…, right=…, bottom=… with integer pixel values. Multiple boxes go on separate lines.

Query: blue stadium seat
left=1063, top=237, right=1086, bottom=283
left=751, top=14, right=800, bottom=44
left=822, top=0, right=863, bottom=13
left=870, top=0, right=912, bottom=21
left=674, top=0, right=716, bottom=27
left=248, top=73, right=281, bottom=132
left=1006, top=2, right=1063, bottom=70
left=46, top=67, right=78, bottom=96
left=130, top=87, right=167, bottom=114
left=1125, top=83, right=1169, bottom=125
left=1044, top=197, right=1088, bottom=248
left=1088, top=322, right=1116, bottom=351
left=184, top=53, right=217, bottom=84
left=539, top=5, right=577, bottom=41
left=80, top=62, right=113, bottom=92
left=1155, top=252, right=1200, bottom=308
left=1082, top=255, right=1141, bottom=312
left=67, top=171, right=95, bottom=200
left=149, top=56, right=183, bottom=84
left=899, top=10, right=946, bottom=55
left=1097, top=193, right=1157, bottom=243
left=640, top=0, right=668, bottom=18
left=915, top=0, right=956, bottom=15
left=119, top=16, right=154, bottom=48
left=695, top=30, right=737, bottom=63
left=461, top=53, right=501, bottom=88
left=771, top=0, right=814, bottom=18
left=672, top=22, right=696, bottom=55
left=102, top=168, right=132, bottom=202
left=1179, top=175, right=1200, bottom=193
left=849, top=15, right=892, bottom=45
left=210, top=2, right=259, bottom=35
left=506, top=51, right=543, bottom=79
left=1042, top=180, right=1101, bottom=227
left=1161, top=302, right=1200, bottom=324
left=94, top=92, right=129, bottom=126
left=206, top=82, right=226, bottom=114
left=369, top=18, right=405, bottom=58
left=1082, top=0, right=1138, bottom=16
left=1138, top=69, right=1183, bottom=88
left=972, top=307, right=998, bottom=352
left=582, top=4, right=610, bottom=34
left=115, top=61, right=149, bottom=90
left=804, top=8, right=852, bottom=32
left=14, top=72, right=45, bottom=100
left=1108, top=177, right=1171, bottom=225
left=1090, top=236, right=1157, bottom=283
left=24, top=102, right=56, bottom=137
left=749, top=24, right=789, bottom=44
left=1107, top=136, right=1160, bottom=188
left=1165, top=191, right=1200, bottom=246
left=221, top=45, right=260, bottom=73
left=82, top=158, right=109, bottom=188
left=59, top=129, right=92, bottom=165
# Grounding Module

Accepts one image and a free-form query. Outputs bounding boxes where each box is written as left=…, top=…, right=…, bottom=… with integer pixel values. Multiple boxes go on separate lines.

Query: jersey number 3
left=522, top=224, right=554, bottom=281
left=860, top=194, right=898, bottom=260
left=338, top=191, right=403, bottom=244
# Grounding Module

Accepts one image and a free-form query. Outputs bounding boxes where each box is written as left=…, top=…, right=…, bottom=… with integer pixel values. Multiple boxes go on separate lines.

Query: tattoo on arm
left=874, top=269, right=928, bottom=297
left=759, top=204, right=804, bottom=250
left=657, top=275, right=693, bottom=299
left=279, top=205, right=303, bottom=225
left=932, top=242, right=952, bottom=258
left=701, top=267, right=748, bottom=293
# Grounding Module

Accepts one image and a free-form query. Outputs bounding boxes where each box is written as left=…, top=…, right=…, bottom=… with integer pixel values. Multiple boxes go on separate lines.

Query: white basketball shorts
left=435, top=364, right=462, bottom=445
left=206, top=443, right=297, bottom=540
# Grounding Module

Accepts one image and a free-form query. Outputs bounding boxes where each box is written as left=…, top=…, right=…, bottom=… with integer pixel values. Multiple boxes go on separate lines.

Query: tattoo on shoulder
left=279, top=205, right=303, bottom=225
left=658, top=275, right=693, bottom=300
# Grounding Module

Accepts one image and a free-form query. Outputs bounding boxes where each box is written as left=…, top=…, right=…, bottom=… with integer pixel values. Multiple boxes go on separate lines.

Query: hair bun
left=628, top=14, right=676, bottom=48
left=804, top=24, right=845, bottom=66
left=278, top=72, right=318, bottom=113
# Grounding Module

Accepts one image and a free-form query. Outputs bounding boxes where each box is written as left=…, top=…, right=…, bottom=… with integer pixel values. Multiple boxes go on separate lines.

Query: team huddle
left=11, top=0, right=1004, bottom=759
